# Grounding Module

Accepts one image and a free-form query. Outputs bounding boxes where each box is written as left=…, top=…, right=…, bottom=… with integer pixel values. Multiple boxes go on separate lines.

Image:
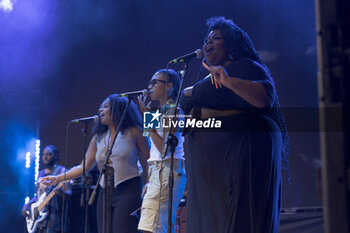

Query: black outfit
left=37, top=165, right=71, bottom=233
left=96, top=176, right=142, bottom=233
left=180, top=58, right=282, bottom=233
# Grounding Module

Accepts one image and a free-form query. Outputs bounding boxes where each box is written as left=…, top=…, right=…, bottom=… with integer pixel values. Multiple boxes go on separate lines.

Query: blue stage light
left=0, top=0, right=13, bottom=12
left=34, top=140, right=40, bottom=184
left=25, top=152, right=31, bottom=168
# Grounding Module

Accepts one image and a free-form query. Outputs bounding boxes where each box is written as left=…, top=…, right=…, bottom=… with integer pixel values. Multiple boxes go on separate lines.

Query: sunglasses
left=148, top=79, right=168, bottom=86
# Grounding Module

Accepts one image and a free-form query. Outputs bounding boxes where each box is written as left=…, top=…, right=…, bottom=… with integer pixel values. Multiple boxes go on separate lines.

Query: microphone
left=117, top=89, right=148, bottom=98
left=168, top=49, right=203, bottom=64
left=71, top=115, right=99, bottom=123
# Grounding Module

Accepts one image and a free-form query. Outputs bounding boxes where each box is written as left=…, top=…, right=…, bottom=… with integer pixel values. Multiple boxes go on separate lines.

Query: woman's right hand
left=137, top=90, right=151, bottom=114
left=39, top=175, right=59, bottom=186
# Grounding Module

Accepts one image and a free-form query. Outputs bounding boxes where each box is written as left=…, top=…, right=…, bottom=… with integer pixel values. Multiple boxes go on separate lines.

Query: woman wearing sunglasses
left=137, top=69, right=186, bottom=233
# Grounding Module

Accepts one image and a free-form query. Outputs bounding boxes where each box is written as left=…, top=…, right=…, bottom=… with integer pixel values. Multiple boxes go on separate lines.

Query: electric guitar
left=25, top=181, right=68, bottom=233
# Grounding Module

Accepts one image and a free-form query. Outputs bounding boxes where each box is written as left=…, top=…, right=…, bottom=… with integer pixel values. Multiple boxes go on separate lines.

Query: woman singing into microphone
left=137, top=69, right=186, bottom=233
left=180, top=16, right=289, bottom=233
left=40, top=95, right=150, bottom=233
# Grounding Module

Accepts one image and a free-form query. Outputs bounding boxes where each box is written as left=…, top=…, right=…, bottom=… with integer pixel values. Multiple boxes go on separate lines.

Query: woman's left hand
left=208, top=65, right=231, bottom=89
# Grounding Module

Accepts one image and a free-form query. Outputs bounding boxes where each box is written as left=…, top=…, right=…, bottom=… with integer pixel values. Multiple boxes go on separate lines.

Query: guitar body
left=26, top=193, right=49, bottom=233
left=25, top=181, right=67, bottom=233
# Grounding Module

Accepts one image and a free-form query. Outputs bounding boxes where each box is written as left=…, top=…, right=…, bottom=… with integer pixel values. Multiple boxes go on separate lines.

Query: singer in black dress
left=180, top=16, right=289, bottom=233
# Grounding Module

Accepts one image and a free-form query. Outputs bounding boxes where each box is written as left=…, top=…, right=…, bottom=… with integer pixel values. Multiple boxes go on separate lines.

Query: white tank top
left=148, top=112, right=185, bottom=162
left=95, top=129, right=142, bottom=187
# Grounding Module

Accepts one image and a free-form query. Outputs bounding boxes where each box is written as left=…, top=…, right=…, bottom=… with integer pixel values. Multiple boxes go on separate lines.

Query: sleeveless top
left=148, top=101, right=185, bottom=162
left=95, top=129, right=142, bottom=187
left=149, top=126, right=184, bottom=161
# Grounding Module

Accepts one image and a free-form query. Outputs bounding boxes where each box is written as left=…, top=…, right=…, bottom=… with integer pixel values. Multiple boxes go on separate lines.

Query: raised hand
left=137, top=90, right=151, bottom=114
left=210, top=66, right=230, bottom=87
left=202, top=62, right=231, bottom=89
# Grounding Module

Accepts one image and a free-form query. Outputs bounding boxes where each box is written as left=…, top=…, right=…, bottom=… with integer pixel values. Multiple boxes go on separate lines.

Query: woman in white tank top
left=40, top=95, right=150, bottom=233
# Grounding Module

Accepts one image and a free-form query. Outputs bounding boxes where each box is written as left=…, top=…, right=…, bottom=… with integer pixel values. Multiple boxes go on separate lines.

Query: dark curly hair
left=155, top=68, right=181, bottom=101
left=206, top=16, right=264, bottom=66
left=206, top=16, right=291, bottom=178
left=92, top=94, right=142, bottom=141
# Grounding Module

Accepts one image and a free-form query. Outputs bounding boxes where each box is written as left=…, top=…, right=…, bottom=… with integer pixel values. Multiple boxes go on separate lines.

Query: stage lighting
left=0, top=0, right=13, bottom=12
left=25, top=152, right=31, bottom=168
left=34, top=140, right=40, bottom=184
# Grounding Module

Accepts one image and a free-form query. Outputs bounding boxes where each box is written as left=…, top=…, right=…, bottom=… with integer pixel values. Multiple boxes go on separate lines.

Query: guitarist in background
left=22, top=145, right=72, bottom=233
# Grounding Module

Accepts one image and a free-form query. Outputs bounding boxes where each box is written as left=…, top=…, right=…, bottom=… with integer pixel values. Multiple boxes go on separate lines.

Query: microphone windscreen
left=142, top=89, right=150, bottom=96
left=93, top=115, right=99, bottom=123
left=195, top=49, right=203, bottom=59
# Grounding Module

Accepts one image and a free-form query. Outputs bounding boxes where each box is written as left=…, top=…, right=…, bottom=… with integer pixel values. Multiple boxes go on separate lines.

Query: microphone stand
left=81, top=121, right=93, bottom=233
left=88, top=97, right=132, bottom=233
left=163, top=61, right=189, bottom=233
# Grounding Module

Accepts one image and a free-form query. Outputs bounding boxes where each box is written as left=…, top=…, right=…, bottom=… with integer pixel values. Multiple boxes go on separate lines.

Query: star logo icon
left=150, top=109, right=162, bottom=122
left=143, top=110, right=162, bottom=129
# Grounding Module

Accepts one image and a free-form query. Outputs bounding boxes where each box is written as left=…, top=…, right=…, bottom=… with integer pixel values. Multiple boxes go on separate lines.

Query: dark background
left=0, top=0, right=319, bottom=231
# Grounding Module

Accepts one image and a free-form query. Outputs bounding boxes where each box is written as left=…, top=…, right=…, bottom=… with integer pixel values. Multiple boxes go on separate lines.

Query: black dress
left=180, top=58, right=282, bottom=233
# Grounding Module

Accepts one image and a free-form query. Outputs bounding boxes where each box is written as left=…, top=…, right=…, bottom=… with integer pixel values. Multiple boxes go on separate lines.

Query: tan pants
left=138, top=159, right=186, bottom=233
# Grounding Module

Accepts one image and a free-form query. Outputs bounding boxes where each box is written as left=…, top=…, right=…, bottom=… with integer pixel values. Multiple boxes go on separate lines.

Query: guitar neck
left=38, top=182, right=64, bottom=211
